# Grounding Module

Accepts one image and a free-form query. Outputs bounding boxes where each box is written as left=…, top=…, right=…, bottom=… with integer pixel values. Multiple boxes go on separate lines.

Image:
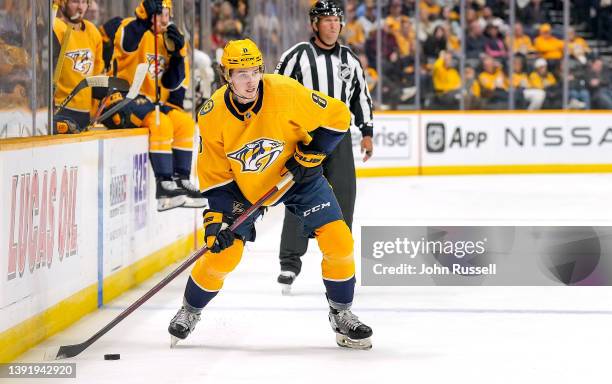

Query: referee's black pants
left=278, top=132, right=356, bottom=275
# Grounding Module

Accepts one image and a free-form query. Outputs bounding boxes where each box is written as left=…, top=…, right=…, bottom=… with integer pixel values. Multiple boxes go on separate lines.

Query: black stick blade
left=50, top=342, right=89, bottom=360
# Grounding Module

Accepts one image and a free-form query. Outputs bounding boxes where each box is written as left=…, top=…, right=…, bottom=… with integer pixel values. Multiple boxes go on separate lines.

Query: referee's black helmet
left=309, top=1, right=345, bottom=25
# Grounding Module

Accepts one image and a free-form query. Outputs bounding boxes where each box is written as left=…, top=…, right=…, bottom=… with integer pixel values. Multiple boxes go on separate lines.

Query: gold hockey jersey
left=197, top=74, right=351, bottom=206
left=112, top=17, right=188, bottom=103
left=53, top=18, right=104, bottom=113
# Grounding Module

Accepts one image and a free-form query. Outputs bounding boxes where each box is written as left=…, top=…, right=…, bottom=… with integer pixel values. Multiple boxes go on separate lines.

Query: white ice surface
left=11, top=174, right=612, bottom=384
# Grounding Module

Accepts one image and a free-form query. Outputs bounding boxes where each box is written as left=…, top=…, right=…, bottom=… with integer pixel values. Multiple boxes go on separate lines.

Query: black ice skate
left=277, top=271, right=296, bottom=295
left=168, top=306, right=201, bottom=347
left=328, top=306, right=373, bottom=350
left=175, top=177, right=208, bottom=208
left=156, top=179, right=187, bottom=211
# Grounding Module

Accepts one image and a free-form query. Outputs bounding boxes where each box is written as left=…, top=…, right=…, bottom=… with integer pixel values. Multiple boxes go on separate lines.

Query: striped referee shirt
left=275, top=38, right=374, bottom=137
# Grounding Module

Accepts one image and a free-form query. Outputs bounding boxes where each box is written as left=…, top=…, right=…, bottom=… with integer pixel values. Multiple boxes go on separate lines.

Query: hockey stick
left=46, top=173, right=293, bottom=360
left=153, top=14, right=161, bottom=126
left=93, top=63, right=148, bottom=126
left=54, top=76, right=130, bottom=115
left=53, top=22, right=73, bottom=100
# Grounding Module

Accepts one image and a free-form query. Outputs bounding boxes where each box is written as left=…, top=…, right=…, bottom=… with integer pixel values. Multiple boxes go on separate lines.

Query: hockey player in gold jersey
left=109, top=0, right=205, bottom=211
left=168, top=39, right=373, bottom=350
left=53, top=0, right=104, bottom=134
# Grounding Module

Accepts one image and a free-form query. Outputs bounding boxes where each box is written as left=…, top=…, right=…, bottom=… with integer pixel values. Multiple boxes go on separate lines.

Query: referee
left=275, top=0, right=374, bottom=293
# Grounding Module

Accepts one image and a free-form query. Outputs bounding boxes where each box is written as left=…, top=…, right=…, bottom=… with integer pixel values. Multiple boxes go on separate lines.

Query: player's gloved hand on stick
left=136, top=0, right=162, bottom=25
left=164, top=24, right=185, bottom=56
left=203, top=210, right=235, bottom=253
left=284, top=142, right=326, bottom=184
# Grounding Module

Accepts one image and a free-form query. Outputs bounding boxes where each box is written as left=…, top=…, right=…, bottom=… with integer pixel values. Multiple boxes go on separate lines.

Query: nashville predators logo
left=66, top=49, right=94, bottom=75
left=146, top=54, right=167, bottom=78
left=227, top=138, right=284, bottom=173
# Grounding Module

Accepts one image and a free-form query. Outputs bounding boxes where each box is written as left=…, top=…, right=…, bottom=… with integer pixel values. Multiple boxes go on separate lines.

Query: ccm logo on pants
left=304, top=202, right=331, bottom=217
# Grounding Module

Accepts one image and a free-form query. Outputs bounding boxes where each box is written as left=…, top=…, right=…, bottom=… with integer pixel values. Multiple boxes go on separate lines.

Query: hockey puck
left=104, top=354, right=120, bottom=360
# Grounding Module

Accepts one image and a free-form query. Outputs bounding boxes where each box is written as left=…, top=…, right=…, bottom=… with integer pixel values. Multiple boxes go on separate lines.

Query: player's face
left=64, top=0, right=89, bottom=23
left=315, top=16, right=341, bottom=46
left=230, top=67, right=262, bottom=102
left=153, top=8, right=171, bottom=32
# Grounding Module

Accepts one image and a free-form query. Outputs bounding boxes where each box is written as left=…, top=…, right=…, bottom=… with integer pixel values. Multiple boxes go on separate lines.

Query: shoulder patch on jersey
left=199, top=99, right=214, bottom=116
left=311, top=93, right=328, bottom=109
left=338, top=63, right=352, bottom=82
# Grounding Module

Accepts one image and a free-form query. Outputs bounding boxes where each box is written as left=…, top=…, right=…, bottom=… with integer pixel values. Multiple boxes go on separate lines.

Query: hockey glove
left=203, top=211, right=235, bottom=253
left=136, top=0, right=162, bottom=24
left=284, top=142, right=326, bottom=184
left=164, top=24, right=185, bottom=57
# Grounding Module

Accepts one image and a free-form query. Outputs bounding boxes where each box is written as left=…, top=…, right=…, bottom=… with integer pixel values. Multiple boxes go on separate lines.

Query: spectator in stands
left=342, top=1, right=366, bottom=51
left=529, top=58, right=561, bottom=108
left=235, top=0, right=248, bottom=29
left=586, top=57, right=612, bottom=109
left=386, top=0, right=408, bottom=33
left=416, top=7, right=437, bottom=43
left=358, top=50, right=379, bottom=95
left=597, top=1, right=612, bottom=44
left=252, top=0, right=280, bottom=62
left=518, top=0, right=550, bottom=30
left=534, top=23, right=564, bottom=60
left=365, top=24, right=398, bottom=68
left=464, top=66, right=482, bottom=109
left=432, top=50, right=461, bottom=108
left=217, top=0, right=242, bottom=41
left=466, top=20, right=487, bottom=59
left=431, top=50, right=480, bottom=109
left=465, top=8, right=478, bottom=27
left=211, top=19, right=227, bottom=50
left=395, top=16, right=415, bottom=59
left=420, top=0, right=442, bottom=20
left=477, top=55, right=509, bottom=108
left=507, top=22, right=535, bottom=56
left=484, top=22, right=507, bottom=59
left=488, top=0, right=511, bottom=20
left=510, top=55, right=545, bottom=110
left=565, top=63, right=590, bottom=109
left=358, top=0, right=378, bottom=38
left=481, top=7, right=507, bottom=35
left=567, top=26, right=591, bottom=64
left=423, top=25, right=447, bottom=60
left=443, top=23, right=461, bottom=55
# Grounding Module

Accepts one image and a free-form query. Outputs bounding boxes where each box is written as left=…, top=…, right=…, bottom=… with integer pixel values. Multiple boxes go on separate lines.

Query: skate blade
left=170, top=336, right=180, bottom=348
left=181, top=197, right=208, bottom=209
left=336, top=334, right=372, bottom=350
left=157, top=196, right=187, bottom=212
left=280, top=283, right=292, bottom=296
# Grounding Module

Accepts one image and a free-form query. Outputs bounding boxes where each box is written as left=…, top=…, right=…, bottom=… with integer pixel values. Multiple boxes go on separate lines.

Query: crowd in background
left=1, top=0, right=611, bottom=115
left=338, top=0, right=612, bottom=110
left=198, top=0, right=612, bottom=110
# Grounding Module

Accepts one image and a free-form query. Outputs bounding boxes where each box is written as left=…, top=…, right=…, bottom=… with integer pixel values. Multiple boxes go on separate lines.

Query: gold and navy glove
left=284, top=142, right=326, bottom=184
left=164, top=24, right=185, bottom=57
left=203, top=210, right=235, bottom=253
left=135, top=0, right=162, bottom=25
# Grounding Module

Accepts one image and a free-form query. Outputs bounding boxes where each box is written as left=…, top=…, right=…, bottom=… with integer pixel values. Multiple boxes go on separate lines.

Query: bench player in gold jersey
left=53, top=0, right=103, bottom=134
left=109, top=0, right=205, bottom=211
left=167, top=39, right=373, bottom=350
